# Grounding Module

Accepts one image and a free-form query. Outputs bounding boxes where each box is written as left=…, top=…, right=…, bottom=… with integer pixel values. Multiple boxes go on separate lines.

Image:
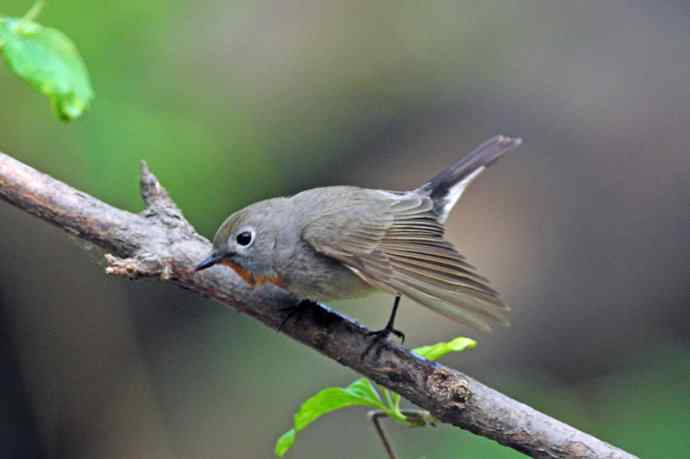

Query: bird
left=195, top=135, right=522, bottom=341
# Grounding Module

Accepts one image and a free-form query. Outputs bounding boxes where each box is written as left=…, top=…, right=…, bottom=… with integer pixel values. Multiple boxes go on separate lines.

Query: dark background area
left=1, top=1, right=689, bottom=458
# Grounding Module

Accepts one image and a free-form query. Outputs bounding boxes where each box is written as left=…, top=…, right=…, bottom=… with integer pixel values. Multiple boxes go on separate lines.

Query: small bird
left=196, top=135, right=522, bottom=340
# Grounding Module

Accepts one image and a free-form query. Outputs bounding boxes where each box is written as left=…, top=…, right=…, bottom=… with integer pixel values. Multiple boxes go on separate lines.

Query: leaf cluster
left=275, top=337, right=477, bottom=457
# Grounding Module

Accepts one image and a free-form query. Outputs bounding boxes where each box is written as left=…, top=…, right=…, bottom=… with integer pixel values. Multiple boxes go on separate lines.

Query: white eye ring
left=233, top=228, right=255, bottom=248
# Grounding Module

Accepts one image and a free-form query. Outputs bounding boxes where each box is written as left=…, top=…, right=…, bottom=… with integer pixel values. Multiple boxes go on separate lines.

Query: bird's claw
left=366, top=326, right=405, bottom=344
left=277, top=299, right=317, bottom=332
left=361, top=324, right=406, bottom=360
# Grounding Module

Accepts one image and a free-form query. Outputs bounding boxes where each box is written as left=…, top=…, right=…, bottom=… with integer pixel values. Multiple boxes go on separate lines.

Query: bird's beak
left=195, top=252, right=224, bottom=272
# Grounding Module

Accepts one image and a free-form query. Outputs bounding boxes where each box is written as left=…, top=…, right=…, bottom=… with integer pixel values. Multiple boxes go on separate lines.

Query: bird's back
left=289, top=184, right=510, bottom=332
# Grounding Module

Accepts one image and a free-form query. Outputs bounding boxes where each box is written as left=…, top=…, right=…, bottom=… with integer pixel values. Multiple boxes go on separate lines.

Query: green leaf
left=0, top=17, right=94, bottom=121
left=382, top=386, right=407, bottom=423
left=274, top=429, right=296, bottom=457
left=294, top=378, right=386, bottom=430
left=413, top=336, right=477, bottom=361
left=342, top=378, right=386, bottom=408
left=275, top=337, right=477, bottom=455
left=274, top=378, right=386, bottom=456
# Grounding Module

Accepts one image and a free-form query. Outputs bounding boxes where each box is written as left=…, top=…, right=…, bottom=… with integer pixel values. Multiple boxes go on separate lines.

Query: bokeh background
left=1, top=1, right=689, bottom=458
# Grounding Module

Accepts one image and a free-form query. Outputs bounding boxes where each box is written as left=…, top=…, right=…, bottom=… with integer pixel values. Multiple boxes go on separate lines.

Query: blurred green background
left=1, top=1, right=689, bottom=458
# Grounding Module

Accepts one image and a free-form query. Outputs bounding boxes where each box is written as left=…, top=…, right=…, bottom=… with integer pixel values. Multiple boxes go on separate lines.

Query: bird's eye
left=236, top=231, right=253, bottom=247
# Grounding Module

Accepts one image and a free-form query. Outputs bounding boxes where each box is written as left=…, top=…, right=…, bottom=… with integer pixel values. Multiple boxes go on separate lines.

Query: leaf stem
left=369, top=411, right=399, bottom=459
left=22, top=0, right=45, bottom=22
left=368, top=409, right=434, bottom=459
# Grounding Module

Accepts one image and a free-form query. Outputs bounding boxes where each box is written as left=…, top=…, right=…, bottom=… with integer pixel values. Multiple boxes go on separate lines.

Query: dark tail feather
left=417, top=135, right=522, bottom=222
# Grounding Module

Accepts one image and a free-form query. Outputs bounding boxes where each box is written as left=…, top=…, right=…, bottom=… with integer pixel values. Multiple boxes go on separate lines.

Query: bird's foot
left=277, top=299, right=317, bottom=332
left=362, top=324, right=405, bottom=360
left=366, top=325, right=405, bottom=343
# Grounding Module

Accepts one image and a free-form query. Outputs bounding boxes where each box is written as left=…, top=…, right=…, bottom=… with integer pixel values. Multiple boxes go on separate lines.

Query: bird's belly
left=280, top=248, right=374, bottom=301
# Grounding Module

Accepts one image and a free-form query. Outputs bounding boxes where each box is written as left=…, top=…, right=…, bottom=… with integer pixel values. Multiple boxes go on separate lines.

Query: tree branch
left=0, top=152, right=637, bottom=459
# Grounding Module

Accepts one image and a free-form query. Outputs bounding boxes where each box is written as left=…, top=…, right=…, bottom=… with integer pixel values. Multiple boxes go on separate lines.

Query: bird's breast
left=221, top=259, right=286, bottom=288
left=277, top=241, right=373, bottom=301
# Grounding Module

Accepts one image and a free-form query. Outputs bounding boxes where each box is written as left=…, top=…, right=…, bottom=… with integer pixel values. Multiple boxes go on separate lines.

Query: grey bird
left=195, top=135, right=522, bottom=339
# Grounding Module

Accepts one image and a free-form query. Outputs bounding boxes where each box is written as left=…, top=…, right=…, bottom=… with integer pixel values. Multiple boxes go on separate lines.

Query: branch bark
left=0, top=152, right=637, bottom=459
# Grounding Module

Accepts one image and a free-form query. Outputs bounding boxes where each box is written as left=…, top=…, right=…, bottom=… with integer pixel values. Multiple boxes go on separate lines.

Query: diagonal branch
left=0, top=152, right=637, bottom=459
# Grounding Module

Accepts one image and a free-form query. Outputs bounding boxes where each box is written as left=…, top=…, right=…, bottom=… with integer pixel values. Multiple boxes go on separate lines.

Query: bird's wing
left=302, top=190, right=509, bottom=332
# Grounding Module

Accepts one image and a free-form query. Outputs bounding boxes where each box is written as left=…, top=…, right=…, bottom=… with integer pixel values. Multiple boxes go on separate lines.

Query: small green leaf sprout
left=275, top=336, right=477, bottom=457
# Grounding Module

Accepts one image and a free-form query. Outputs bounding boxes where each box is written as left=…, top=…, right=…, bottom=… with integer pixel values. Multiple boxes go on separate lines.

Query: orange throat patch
left=220, top=259, right=286, bottom=289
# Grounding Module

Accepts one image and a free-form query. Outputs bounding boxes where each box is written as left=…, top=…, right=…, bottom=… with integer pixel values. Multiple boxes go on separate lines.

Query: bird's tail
left=417, top=135, right=522, bottom=222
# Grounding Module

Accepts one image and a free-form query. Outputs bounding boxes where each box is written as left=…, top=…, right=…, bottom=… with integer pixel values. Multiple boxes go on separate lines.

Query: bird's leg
left=277, top=299, right=317, bottom=332
left=366, top=295, right=405, bottom=343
